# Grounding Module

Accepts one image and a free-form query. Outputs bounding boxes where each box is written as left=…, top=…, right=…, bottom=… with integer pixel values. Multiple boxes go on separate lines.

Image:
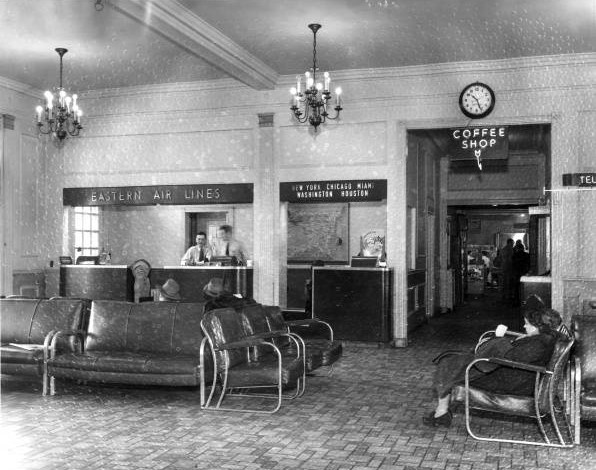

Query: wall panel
left=61, top=129, right=254, bottom=175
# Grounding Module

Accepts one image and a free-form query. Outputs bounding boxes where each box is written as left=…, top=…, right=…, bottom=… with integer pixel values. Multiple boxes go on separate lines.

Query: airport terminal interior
left=1, top=1, right=595, bottom=469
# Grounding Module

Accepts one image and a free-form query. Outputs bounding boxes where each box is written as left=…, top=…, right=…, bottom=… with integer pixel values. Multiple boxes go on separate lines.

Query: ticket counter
left=312, top=266, right=392, bottom=343
left=60, top=265, right=253, bottom=302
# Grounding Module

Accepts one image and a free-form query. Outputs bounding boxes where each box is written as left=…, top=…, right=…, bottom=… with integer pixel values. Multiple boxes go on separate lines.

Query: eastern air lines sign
left=280, top=180, right=387, bottom=203
left=63, top=184, right=254, bottom=206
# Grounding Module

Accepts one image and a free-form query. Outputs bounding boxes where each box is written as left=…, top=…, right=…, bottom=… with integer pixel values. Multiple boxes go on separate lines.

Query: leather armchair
left=451, top=335, right=575, bottom=447
left=200, top=307, right=305, bottom=413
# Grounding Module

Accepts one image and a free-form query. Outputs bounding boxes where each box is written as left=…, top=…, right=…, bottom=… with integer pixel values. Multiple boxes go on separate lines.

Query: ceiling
left=0, top=0, right=594, bottom=92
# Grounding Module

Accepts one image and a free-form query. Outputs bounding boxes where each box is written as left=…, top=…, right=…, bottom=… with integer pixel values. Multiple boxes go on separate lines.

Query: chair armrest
left=474, top=330, right=524, bottom=353
left=47, top=329, right=86, bottom=358
left=286, top=318, right=334, bottom=341
left=217, top=336, right=275, bottom=351
left=468, top=356, right=548, bottom=374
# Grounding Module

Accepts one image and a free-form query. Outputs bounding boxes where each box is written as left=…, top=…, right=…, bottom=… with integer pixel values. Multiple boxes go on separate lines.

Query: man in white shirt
left=211, top=224, right=246, bottom=265
left=181, top=232, right=213, bottom=265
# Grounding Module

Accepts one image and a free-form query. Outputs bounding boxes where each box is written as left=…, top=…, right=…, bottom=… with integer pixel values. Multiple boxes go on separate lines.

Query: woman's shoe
left=422, top=410, right=452, bottom=427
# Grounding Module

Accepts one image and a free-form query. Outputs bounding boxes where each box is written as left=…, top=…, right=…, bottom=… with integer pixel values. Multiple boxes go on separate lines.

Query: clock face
left=459, top=83, right=495, bottom=119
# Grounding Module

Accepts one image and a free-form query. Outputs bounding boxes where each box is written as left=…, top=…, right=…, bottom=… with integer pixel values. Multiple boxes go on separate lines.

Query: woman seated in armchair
left=423, top=307, right=564, bottom=427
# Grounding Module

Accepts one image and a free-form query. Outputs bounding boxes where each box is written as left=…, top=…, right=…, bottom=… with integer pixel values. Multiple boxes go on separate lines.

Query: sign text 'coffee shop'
left=63, top=183, right=254, bottom=206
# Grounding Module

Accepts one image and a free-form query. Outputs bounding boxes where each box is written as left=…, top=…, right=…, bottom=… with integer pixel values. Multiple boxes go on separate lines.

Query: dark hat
left=131, top=259, right=151, bottom=273
left=203, top=278, right=225, bottom=298
left=160, top=278, right=181, bottom=301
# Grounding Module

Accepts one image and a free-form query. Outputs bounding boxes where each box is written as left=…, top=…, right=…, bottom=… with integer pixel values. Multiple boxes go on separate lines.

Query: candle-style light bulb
left=324, top=71, right=330, bottom=91
left=65, top=96, right=72, bottom=113
left=296, top=76, right=301, bottom=94
left=335, top=87, right=342, bottom=106
left=59, top=89, right=66, bottom=107
left=35, top=105, right=43, bottom=122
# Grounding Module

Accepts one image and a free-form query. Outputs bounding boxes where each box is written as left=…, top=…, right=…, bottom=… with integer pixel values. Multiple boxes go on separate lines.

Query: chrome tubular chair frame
left=460, top=347, right=575, bottom=448
left=199, top=328, right=304, bottom=414
left=43, top=329, right=85, bottom=396
left=227, top=331, right=306, bottom=400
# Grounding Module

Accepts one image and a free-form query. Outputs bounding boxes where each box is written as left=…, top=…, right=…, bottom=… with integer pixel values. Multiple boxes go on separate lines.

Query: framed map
left=287, top=203, right=349, bottom=264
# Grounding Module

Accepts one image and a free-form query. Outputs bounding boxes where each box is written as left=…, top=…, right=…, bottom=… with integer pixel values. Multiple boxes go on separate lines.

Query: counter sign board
left=563, top=173, right=596, bottom=187
left=280, top=179, right=387, bottom=203
left=63, top=183, right=254, bottom=206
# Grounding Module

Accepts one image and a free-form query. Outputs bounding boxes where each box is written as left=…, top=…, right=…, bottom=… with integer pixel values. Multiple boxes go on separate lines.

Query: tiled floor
left=2, top=291, right=595, bottom=470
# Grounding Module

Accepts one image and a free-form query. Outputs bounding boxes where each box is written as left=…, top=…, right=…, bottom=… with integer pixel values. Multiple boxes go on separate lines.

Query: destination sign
left=280, top=180, right=387, bottom=203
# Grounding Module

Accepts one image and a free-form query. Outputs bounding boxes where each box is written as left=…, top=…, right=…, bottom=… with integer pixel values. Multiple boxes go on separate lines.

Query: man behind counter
left=211, top=224, right=246, bottom=265
left=181, top=232, right=213, bottom=266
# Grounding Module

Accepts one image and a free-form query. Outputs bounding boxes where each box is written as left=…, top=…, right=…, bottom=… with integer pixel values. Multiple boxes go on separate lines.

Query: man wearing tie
left=212, top=224, right=246, bottom=265
left=181, top=232, right=212, bottom=265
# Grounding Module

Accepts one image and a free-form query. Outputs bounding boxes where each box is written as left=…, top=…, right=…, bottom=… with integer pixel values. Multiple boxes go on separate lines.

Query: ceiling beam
left=109, top=0, right=278, bottom=90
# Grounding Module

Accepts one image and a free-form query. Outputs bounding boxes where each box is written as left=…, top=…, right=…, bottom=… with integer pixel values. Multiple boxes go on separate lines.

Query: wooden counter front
left=151, top=266, right=253, bottom=302
left=312, top=266, right=392, bottom=343
left=60, top=265, right=134, bottom=301
left=60, top=265, right=253, bottom=302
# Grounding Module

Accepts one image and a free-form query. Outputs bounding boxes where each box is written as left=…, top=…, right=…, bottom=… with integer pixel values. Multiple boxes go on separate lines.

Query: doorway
left=185, top=212, right=228, bottom=250
left=406, top=123, right=551, bottom=330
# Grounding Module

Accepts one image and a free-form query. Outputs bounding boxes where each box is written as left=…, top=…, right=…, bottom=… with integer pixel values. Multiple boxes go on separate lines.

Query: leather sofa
left=46, top=300, right=211, bottom=395
left=572, top=314, right=596, bottom=443
left=1, top=298, right=88, bottom=385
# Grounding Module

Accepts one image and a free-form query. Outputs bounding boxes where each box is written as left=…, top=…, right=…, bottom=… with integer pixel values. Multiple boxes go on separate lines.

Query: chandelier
left=35, top=48, right=83, bottom=143
left=290, top=24, right=342, bottom=130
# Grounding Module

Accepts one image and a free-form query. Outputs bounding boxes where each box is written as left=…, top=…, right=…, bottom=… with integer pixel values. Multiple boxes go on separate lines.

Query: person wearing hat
left=131, top=259, right=151, bottom=303
left=202, top=277, right=255, bottom=313
left=159, top=278, right=181, bottom=302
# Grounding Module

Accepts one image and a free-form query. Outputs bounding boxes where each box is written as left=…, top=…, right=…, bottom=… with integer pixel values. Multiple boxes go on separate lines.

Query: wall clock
left=459, top=82, right=495, bottom=119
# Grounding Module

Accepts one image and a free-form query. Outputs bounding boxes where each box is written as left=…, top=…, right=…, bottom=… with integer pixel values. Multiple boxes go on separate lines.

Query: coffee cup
left=495, top=324, right=508, bottom=337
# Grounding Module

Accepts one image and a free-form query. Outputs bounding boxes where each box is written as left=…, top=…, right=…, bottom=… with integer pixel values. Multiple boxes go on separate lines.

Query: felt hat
left=203, top=278, right=225, bottom=298
left=131, top=259, right=151, bottom=274
left=160, top=278, right=181, bottom=301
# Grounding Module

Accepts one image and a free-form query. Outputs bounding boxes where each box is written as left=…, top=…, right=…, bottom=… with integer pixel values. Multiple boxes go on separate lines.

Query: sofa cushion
left=49, top=351, right=199, bottom=375
left=85, top=301, right=204, bottom=356
left=226, top=355, right=304, bottom=388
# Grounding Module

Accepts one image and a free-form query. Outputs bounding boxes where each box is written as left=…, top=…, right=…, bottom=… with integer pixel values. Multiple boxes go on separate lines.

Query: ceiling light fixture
left=35, top=48, right=83, bottom=144
left=290, top=24, right=342, bottom=130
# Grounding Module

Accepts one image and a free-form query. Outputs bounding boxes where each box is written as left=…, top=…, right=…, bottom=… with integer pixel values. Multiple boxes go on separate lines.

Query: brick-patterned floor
left=2, top=292, right=595, bottom=469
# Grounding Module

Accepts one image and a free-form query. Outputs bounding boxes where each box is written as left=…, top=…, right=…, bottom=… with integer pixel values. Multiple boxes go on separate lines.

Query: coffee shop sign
left=452, top=127, right=506, bottom=150
left=450, top=126, right=508, bottom=170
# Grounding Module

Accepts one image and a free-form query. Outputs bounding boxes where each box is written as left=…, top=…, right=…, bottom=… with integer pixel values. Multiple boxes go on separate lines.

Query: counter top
left=313, top=266, right=391, bottom=272
left=61, top=264, right=129, bottom=268
left=164, top=265, right=252, bottom=270
left=520, top=275, right=552, bottom=283
left=61, top=265, right=252, bottom=270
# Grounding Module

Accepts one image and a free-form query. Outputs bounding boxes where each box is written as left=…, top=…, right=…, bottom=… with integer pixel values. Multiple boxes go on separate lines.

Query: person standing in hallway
left=181, top=232, right=212, bottom=265
left=212, top=224, right=246, bottom=265
left=512, top=241, right=531, bottom=306
left=499, top=238, right=515, bottom=304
